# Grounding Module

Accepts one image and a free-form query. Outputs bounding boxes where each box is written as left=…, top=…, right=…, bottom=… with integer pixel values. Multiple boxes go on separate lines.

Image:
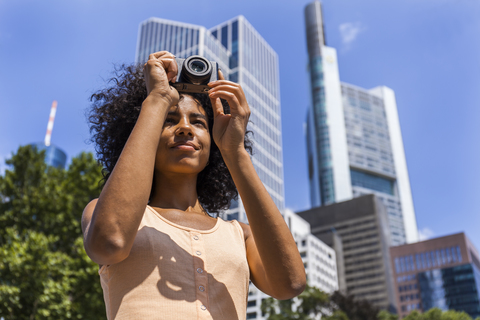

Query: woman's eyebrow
left=190, top=113, right=208, bottom=120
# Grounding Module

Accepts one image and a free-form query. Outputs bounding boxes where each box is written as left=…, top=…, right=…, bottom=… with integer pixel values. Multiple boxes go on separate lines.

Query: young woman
left=82, top=51, right=306, bottom=319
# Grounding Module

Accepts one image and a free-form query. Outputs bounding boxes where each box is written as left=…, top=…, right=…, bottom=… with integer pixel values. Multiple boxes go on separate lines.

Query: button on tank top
left=99, top=206, right=250, bottom=319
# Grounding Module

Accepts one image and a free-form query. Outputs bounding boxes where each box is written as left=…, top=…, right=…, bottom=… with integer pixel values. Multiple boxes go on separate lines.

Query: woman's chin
left=157, top=161, right=207, bottom=175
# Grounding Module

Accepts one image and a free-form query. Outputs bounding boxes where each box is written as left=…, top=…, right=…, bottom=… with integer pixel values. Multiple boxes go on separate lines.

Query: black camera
left=171, top=55, right=218, bottom=94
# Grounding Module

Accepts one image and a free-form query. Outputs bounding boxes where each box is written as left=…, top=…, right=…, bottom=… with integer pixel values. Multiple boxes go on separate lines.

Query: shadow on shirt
left=103, top=226, right=239, bottom=319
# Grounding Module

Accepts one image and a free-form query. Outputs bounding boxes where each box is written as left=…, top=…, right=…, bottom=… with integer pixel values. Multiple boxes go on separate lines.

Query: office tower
left=304, top=1, right=418, bottom=246
left=298, top=195, right=398, bottom=312
left=390, top=233, right=480, bottom=318
left=30, top=143, right=67, bottom=169
left=135, top=16, right=285, bottom=222
left=247, top=209, right=339, bottom=319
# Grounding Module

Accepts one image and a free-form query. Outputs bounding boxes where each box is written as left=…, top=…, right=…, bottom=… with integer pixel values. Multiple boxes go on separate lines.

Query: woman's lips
left=173, top=144, right=196, bottom=151
left=171, top=141, right=199, bottom=151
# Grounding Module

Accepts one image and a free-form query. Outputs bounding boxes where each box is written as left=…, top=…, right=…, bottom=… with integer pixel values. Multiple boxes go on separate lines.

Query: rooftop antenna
left=44, top=100, right=57, bottom=147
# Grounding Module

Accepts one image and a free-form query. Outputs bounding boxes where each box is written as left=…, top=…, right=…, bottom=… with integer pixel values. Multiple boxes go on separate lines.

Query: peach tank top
left=99, top=206, right=250, bottom=319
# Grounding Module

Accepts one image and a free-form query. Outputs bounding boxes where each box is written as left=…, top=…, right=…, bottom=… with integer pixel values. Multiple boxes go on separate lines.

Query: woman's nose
left=175, top=118, right=194, bottom=136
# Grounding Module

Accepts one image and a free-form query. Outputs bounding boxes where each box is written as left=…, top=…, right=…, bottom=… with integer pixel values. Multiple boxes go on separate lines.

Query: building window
left=247, top=300, right=257, bottom=307
left=452, top=247, right=458, bottom=262
left=457, top=246, right=462, bottom=262
left=350, top=169, right=394, bottom=195
left=395, top=258, right=401, bottom=274
left=247, top=312, right=257, bottom=319
left=426, top=252, right=431, bottom=268
left=446, top=247, right=452, bottom=263
left=400, top=256, right=406, bottom=273
left=436, top=250, right=442, bottom=266
left=441, top=249, right=447, bottom=265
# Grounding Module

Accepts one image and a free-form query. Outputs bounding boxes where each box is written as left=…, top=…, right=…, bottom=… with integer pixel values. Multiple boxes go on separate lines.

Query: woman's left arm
left=208, top=76, right=306, bottom=300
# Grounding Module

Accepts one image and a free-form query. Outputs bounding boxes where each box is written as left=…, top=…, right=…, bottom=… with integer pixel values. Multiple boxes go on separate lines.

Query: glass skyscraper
left=135, top=16, right=284, bottom=223
left=304, top=1, right=418, bottom=245
left=30, top=143, right=67, bottom=169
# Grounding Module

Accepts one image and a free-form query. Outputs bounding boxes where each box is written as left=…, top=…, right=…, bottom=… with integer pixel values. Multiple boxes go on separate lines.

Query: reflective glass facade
left=395, top=246, right=463, bottom=273
left=419, top=264, right=480, bottom=318
left=135, top=17, right=284, bottom=222
left=31, top=143, right=67, bottom=169
left=350, top=169, right=394, bottom=195
left=390, top=232, right=480, bottom=318
left=305, top=2, right=335, bottom=206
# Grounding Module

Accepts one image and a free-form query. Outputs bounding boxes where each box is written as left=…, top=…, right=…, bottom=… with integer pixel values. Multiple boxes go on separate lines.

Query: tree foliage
left=330, top=291, right=380, bottom=320
left=0, top=145, right=105, bottom=319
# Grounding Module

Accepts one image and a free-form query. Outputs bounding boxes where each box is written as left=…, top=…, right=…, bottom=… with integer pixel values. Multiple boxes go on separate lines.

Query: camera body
left=171, top=55, right=218, bottom=94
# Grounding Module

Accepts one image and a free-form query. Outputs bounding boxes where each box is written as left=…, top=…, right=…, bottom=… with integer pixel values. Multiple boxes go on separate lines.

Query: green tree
left=403, top=308, right=479, bottom=320
left=377, top=310, right=398, bottom=320
left=330, top=291, right=380, bottom=320
left=296, top=284, right=332, bottom=317
left=0, top=145, right=105, bottom=319
left=323, top=310, right=350, bottom=320
left=261, top=284, right=344, bottom=320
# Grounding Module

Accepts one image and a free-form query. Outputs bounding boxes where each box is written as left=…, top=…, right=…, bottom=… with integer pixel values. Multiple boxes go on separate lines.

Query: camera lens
left=190, top=60, right=206, bottom=73
left=182, top=56, right=212, bottom=85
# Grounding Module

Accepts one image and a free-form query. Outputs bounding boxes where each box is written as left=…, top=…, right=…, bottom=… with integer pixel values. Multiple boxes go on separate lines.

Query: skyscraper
left=135, top=16, right=285, bottom=222
left=304, top=1, right=418, bottom=245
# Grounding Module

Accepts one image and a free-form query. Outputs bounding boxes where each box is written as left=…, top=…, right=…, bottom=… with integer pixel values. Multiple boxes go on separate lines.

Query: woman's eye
left=193, top=120, right=207, bottom=127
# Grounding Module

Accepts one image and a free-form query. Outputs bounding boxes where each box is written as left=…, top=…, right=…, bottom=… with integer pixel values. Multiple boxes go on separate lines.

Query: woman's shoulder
left=82, top=198, right=98, bottom=235
left=220, top=219, right=250, bottom=242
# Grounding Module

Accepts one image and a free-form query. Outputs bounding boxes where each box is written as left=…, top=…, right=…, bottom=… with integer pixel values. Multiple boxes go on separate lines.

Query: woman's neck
left=149, top=172, right=203, bottom=213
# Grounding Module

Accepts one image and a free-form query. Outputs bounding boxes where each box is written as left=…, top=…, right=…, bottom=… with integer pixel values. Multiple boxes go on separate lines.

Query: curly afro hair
left=88, top=64, right=252, bottom=214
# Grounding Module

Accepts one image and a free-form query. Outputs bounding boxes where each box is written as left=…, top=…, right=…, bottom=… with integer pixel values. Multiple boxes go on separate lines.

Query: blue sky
left=1, top=0, right=479, bottom=247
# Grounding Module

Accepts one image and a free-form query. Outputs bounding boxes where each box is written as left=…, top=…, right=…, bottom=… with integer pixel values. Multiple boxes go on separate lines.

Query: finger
left=208, top=80, right=238, bottom=87
left=147, top=52, right=177, bottom=82
left=149, top=51, right=170, bottom=60
left=208, top=84, right=247, bottom=105
left=210, top=97, right=225, bottom=119
left=162, top=57, right=178, bottom=83
left=218, top=69, right=225, bottom=81
left=209, top=91, right=243, bottom=116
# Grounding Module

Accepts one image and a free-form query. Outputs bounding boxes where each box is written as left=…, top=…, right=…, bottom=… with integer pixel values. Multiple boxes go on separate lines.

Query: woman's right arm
left=82, top=51, right=178, bottom=266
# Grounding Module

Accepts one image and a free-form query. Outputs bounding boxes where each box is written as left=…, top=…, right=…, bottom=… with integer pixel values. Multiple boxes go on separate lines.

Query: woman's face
left=155, top=95, right=211, bottom=176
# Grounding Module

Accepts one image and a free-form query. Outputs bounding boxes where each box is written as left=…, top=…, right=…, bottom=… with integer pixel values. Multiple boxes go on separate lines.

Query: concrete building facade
left=304, top=1, right=418, bottom=246
left=390, top=233, right=480, bottom=318
left=298, top=194, right=397, bottom=312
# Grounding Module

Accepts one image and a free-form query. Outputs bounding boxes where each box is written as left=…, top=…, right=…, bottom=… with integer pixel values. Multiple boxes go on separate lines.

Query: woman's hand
left=208, top=71, right=251, bottom=158
left=143, top=51, right=179, bottom=106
